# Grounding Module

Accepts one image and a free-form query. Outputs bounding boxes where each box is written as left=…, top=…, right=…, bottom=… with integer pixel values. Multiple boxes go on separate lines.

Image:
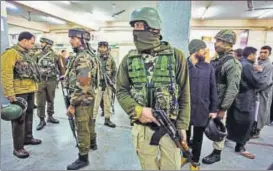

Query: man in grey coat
left=252, top=46, right=273, bottom=138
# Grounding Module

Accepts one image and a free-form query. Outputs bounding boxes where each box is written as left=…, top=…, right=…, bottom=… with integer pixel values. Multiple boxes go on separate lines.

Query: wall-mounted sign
left=202, top=36, right=212, bottom=42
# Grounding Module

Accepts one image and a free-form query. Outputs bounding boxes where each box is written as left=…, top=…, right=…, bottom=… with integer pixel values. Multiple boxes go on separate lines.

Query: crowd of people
left=1, top=6, right=273, bottom=171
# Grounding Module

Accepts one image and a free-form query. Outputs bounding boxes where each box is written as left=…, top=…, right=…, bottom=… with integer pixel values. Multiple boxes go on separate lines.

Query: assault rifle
left=103, top=73, right=116, bottom=114
left=60, top=80, right=78, bottom=147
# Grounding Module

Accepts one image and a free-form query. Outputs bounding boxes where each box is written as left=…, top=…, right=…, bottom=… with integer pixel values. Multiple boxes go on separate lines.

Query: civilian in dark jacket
left=227, top=47, right=266, bottom=159
left=181, top=39, right=218, bottom=170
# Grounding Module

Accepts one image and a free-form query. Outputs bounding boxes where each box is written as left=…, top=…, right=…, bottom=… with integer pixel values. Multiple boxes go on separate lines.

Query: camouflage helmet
left=215, top=29, right=237, bottom=45
left=68, top=28, right=90, bottom=41
left=98, top=41, right=109, bottom=47
left=40, top=37, right=54, bottom=45
left=1, top=97, right=28, bottom=121
left=130, top=7, right=162, bottom=30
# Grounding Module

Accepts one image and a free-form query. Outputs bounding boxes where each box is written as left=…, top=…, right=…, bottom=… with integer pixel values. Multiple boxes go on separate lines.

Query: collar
left=187, top=56, right=204, bottom=69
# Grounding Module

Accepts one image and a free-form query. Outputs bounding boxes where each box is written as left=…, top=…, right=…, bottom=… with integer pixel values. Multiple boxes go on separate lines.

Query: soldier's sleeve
left=1, top=49, right=18, bottom=97
left=116, top=54, right=142, bottom=120
left=69, top=53, right=93, bottom=106
left=174, top=48, right=191, bottom=130
left=219, top=59, right=242, bottom=111
left=111, top=57, right=117, bottom=83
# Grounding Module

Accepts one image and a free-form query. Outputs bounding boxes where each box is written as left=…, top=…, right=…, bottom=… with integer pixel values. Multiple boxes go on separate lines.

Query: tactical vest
left=127, top=47, right=179, bottom=119
left=11, top=46, right=41, bottom=82
left=211, top=54, right=234, bottom=84
left=37, top=50, right=59, bottom=79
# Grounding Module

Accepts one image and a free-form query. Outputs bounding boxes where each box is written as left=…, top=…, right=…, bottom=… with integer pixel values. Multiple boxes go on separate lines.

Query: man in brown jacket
left=1, top=32, right=42, bottom=158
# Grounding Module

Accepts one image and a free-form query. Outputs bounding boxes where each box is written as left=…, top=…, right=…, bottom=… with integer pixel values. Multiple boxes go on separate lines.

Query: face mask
left=133, top=30, right=161, bottom=53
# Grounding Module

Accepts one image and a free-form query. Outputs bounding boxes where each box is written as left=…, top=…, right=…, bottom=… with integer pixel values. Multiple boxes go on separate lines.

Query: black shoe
left=90, top=139, right=98, bottom=151
left=34, top=104, right=37, bottom=109
left=47, top=116, right=60, bottom=124
left=202, top=151, right=221, bottom=164
left=24, top=138, right=42, bottom=145
left=13, top=148, right=29, bottom=159
left=104, top=118, right=116, bottom=128
left=67, top=154, right=89, bottom=170
left=36, top=119, right=46, bottom=130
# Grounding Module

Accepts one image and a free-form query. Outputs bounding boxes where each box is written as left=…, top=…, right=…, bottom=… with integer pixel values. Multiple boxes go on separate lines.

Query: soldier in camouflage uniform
left=93, top=41, right=117, bottom=128
left=1, top=32, right=42, bottom=158
left=202, top=30, right=242, bottom=165
left=116, top=7, right=191, bottom=170
left=36, top=37, right=66, bottom=130
left=65, top=28, right=98, bottom=170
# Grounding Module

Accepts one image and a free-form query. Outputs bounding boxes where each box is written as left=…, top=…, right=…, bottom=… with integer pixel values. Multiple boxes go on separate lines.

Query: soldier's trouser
left=93, top=87, right=112, bottom=119
left=12, top=93, right=35, bottom=150
left=213, top=113, right=227, bottom=150
left=132, top=124, right=181, bottom=170
left=75, top=101, right=95, bottom=155
left=36, top=79, right=57, bottom=119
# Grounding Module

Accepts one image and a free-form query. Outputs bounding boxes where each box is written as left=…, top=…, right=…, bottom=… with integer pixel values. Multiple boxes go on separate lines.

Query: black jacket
left=187, top=57, right=218, bottom=127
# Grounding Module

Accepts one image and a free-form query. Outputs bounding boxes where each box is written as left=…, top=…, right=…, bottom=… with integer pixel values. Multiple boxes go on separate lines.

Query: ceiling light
left=60, top=1, right=70, bottom=5
left=42, top=16, right=66, bottom=25
left=258, top=10, right=272, bottom=19
left=6, top=2, right=18, bottom=10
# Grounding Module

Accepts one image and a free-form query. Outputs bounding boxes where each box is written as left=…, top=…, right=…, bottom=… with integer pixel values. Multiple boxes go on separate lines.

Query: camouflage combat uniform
left=66, top=28, right=98, bottom=170
left=93, top=42, right=117, bottom=128
left=35, top=38, right=66, bottom=130
left=116, top=7, right=191, bottom=170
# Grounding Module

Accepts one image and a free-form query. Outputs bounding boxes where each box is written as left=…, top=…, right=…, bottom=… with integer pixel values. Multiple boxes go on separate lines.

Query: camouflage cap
left=40, top=37, right=54, bottom=45
left=68, top=28, right=90, bottom=41
left=130, top=7, right=162, bottom=30
left=215, top=29, right=237, bottom=45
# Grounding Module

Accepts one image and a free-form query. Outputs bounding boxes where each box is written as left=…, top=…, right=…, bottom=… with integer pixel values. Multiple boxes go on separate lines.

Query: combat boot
left=47, top=116, right=60, bottom=124
left=36, top=118, right=46, bottom=130
left=67, top=154, right=89, bottom=170
left=202, top=150, right=221, bottom=164
left=104, top=118, right=116, bottom=128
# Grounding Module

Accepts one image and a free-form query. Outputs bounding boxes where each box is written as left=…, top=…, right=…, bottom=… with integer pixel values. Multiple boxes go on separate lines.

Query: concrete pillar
left=1, top=1, right=9, bottom=105
left=157, top=1, right=191, bottom=57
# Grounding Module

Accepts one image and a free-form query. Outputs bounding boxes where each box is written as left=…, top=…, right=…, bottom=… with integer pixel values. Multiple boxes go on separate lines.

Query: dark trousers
left=11, top=93, right=34, bottom=150
left=184, top=125, right=206, bottom=163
